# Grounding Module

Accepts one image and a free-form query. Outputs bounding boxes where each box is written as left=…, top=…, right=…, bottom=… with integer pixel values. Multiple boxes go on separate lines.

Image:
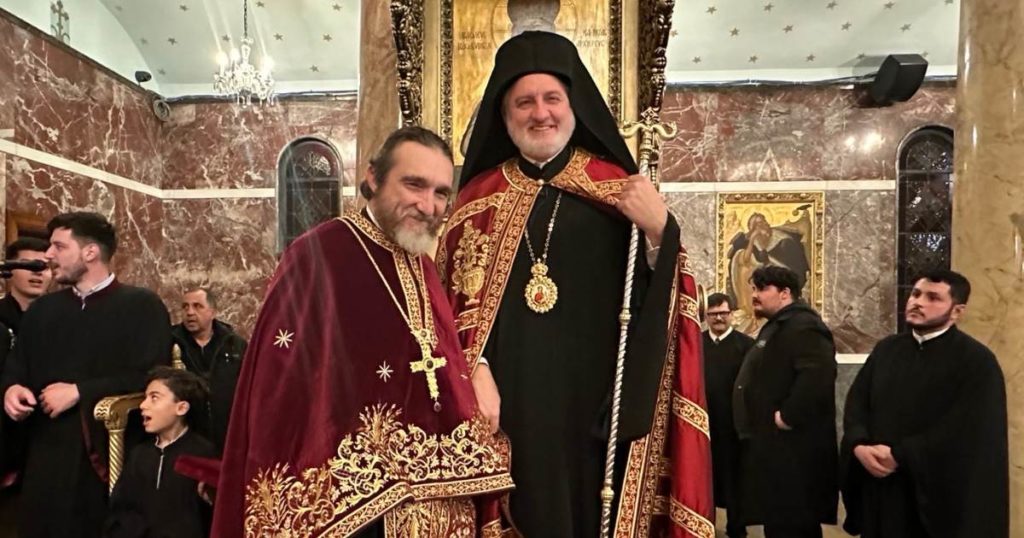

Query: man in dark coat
left=171, top=287, right=247, bottom=454
left=733, top=265, right=838, bottom=538
left=1, top=212, right=170, bottom=538
left=703, top=292, right=755, bottom=538
left=840, top=270, right=1007, bottom=538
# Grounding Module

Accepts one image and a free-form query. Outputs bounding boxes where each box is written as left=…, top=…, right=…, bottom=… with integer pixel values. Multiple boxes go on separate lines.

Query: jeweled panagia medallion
left=525, top=261, right=558, bottom=313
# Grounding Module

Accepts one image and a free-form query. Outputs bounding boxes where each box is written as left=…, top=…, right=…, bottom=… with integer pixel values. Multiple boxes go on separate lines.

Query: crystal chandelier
left=214, top=0, right=275, bottom=106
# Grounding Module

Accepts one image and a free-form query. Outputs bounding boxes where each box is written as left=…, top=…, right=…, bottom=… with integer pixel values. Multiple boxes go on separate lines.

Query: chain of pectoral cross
left=345, top=220, right=447, bottom=411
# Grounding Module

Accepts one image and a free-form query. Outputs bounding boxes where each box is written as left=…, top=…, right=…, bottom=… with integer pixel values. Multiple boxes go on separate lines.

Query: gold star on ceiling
left=333, top=3, right=342, bottom=10
left=179, top=4, right=188, bottom=11
left=692, top=56, right=702, bottom=64
left=221, top=34, right=230, bottom=42
left=783, top=24, right=794, bottom=33
left=884, top=2, right=895, bottom=8
left=827, top=1, right=838, bottom=8
left=901, top=23, right=912, bottom=31
left=273, top=329, right=294, bottom=349
left=158, top=68, right=166, bottom=75
left=842, top=22, right=852, bottom=30
left=323, top=34, right=333, bottom=42
left=139, top=37, right=148, bottom=45
left=706, top=6, right=717, bottom=14
left=274, top=33, right=283, bottom=40
left=256, top=1, right=265, bottom=6
left=310, top=65, right=320, bottom=72
left=377, top=362, right=394, bottom=381
left=730, top=27, right=740, bottom=36
left=114, top=5, right=123, bottom=10
left=749, top=55, right=759, bottom=63
left=764, top=3, right=774, bottom=11
left=857, top=53, right=867, bottom=60
left=670, top=29, right=679, bottom=37
left=167, top=37, right=177, bottom=45
left=806, top=53, right=816, bottom=62
left=944, top=0, right=953, bottom=4
left=921, top=51, right=929, bottom=57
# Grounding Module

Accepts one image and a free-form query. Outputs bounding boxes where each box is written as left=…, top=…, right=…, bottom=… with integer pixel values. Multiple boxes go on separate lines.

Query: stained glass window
left=278, top=138, right=343, bottom=250
left=896, top=127, right=954, bottom=331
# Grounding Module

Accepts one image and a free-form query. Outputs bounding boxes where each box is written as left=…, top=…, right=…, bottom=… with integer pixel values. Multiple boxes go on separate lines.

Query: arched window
left=277, top=138, right=343, bottom=250
left=896, top=126, right=954, bottom=331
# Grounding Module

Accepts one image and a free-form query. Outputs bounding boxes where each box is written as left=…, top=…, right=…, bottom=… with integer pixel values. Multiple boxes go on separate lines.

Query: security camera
left=135, top=71, right=152, bottom=84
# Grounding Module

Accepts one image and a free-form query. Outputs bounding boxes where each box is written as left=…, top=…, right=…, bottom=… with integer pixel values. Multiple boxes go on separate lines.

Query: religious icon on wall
left=451, top=0, right=615, bottom=164
left=716, top=192, right=825, bottom=335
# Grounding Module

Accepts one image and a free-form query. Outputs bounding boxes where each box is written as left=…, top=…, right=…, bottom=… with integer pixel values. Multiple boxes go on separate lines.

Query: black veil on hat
left=459, top=31, right=637, bottom=185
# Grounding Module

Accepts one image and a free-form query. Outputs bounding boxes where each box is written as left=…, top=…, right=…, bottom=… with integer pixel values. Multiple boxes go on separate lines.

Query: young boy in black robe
left=841, top=269, right=1008, bottom=538
left=105, top=367, right=216, bottom=538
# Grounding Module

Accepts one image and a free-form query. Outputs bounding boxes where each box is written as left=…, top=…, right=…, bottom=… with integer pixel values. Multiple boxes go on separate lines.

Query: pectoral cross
left=409, top=329, right=446, bottom=412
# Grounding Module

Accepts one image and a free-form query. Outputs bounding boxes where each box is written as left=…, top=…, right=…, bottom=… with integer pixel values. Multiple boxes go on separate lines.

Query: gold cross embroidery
left=409, top=329, right=446, bottom=406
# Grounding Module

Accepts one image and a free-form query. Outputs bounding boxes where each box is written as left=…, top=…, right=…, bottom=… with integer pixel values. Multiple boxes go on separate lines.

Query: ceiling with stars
left=667, top=0, right=959, bottom=82
left=93, top=0, right=362, bottom=97
left=0, top=0, right=957, bottom=98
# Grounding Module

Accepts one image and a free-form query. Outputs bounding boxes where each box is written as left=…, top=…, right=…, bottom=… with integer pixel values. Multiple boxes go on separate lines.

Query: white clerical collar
left=912, top=325, right=951, bottom=344
left=522, top=144, right=568, bottom=170
left=73, top=272, right=115, bottom=300
left=710, top=326, right=734, bottom=343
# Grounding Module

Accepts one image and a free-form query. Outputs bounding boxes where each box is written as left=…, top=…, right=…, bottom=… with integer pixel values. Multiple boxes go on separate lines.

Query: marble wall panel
left=160, top=198, right=279, bottom=338
left=160, top=97, right=359, bottom=190
left=8, top=19, right=163, bottom=187
left=0, top=20, right=15, bottom=134
left=660, top=82, right=955, bottom=183
left=666, top=192, right=717, bottom=287
left=823, top=190, right=897, bottom=353
left=5, top=156, right=163, bottom=293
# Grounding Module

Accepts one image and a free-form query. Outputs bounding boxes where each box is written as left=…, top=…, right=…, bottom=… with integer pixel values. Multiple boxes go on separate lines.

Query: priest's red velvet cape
left=207, top=212, right=513, bottom=537
left=438, top=149, right=714, bottom=537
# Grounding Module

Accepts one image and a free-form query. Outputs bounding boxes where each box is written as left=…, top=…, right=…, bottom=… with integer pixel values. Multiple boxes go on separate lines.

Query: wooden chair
left=93, top=344, right=186, bottom=492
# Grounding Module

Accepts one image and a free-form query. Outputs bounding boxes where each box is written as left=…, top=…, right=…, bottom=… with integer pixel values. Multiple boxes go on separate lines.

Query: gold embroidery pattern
left=451, top=222, right=491, bottom=306
left=669, top=497, right=716, bottom=538
left=613, top=437, right=648, bottom=537
left=481, top=520, right=503, bottom=538
left=439, top=192, right=505, bottom=281
left=672, top=391, right=711, bottom=439
left=615, top=330, right=679, bottom=538
left=503, top=149, right=591, bottom=192
left=447, top=193, right=505, bottom=232
left=341, top=211, right=403, bottom=254
left=244, top=405, right=511, bottom=537
left=383, top=498, right=475, bottom=537
left=678, top=293, right=700, bottom=325
left=455, top=309, right=479, bottom=332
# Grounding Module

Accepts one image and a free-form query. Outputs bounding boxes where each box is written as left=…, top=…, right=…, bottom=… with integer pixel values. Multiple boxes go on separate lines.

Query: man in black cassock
left=439, top=31, right=697, bottom=537
left=1, top=212, right=170, bottom=538
left=0, top=237, right=52, bottom=537
left=702, top=292, right=754, bottom=538
left=733, top=266, right=837, bottom=538
left=840, top=269, right=1008, bottom=538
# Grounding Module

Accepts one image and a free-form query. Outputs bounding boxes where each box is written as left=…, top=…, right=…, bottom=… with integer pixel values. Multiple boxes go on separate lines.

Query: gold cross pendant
left=409, top=330, right=447, bottom=412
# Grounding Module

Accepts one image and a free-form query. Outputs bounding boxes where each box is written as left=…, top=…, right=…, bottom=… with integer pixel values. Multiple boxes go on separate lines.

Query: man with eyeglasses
left=703, top=292, right=754, bottom=538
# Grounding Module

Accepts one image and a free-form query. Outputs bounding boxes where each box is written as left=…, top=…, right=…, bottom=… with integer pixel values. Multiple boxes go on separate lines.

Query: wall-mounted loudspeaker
left=870, top=54, right=928, bottom=106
